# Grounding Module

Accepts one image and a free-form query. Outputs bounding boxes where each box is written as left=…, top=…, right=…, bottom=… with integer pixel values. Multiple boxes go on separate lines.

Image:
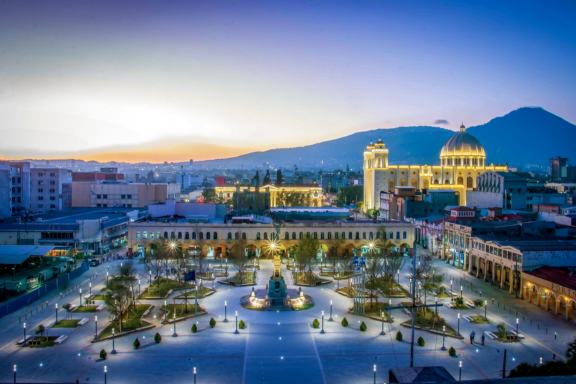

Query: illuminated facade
left=364, top=124, right=508, bottom=209
left=214, top=184, right=322, bottom=208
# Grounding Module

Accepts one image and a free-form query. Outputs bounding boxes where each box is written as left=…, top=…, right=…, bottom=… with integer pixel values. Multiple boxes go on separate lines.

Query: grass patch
left=161, top=304, right=206, bottom=320
left=364, top=302, right=392, bottom=320
left=175, top=287, right=213, bottom=298
left=91, top=295, right=107, bottom=301
left=452, top=305, right=472, bottom=310
left=293, top=272, right=328, bottom=285
left=140, top=278, right=195, bottom=298
left=470, top=316, right=491, bottom=324
left=98, top=304, right=151, bottom=338
left=73, top=305, right=100, bottom=313
left=28, top=336, right=59, bottom=348
left=222, top=272, right=255, bottom=284
left=401, top=307, right=457, bottom=335
left=320, top=271, right=355, bottom=278
left=436, top=292, right=451, bottom=298
left=51, top=319, right=80, bottom=328
left=337, top=286, right=369, bottom=297
left=291, top=303, right=314, bottom=311
left=366, top=278, right=409, bottom=297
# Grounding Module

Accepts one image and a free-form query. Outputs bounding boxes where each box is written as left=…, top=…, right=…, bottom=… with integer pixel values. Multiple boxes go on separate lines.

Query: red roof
left=451, top=207, right=475, bottom=212
left=523, top=266, right=576, bottom=291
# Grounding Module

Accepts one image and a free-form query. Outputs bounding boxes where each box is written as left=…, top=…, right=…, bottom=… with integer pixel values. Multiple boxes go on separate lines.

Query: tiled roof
left=523, top=266, right=576, bottom=291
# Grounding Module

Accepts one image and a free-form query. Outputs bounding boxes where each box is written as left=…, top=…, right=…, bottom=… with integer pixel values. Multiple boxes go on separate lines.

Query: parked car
left=89, top=259, right=100, bottom=267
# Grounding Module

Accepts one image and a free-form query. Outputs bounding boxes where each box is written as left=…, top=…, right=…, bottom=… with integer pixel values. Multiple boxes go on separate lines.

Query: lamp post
left=409, top=278, right=412, bottom=297
left=94, top=316, right=99, bottom=340
left=381, top=311, right=385, bottom=335
left=321, top=311, right=325, bottom=333
left=79, top=288, right=83, bottom=307
left=111, top=328, right=116, bottom=354
left=193, top=367, right=197, bottom=384
left=164, top=300, right=167, bottom=322
left=516, top=318, right=519, bottom=338
left=138, top=279, right=141, bottom=296
left=460, top=285, right=463, bottom=299
left=104, top=366, right=107, bottom=384
left=173, top=313, right=177, bottom=337
left=329, top=301, right=333, bottom=321
left=106, top=271, right=109, bottom=286
left=484, top=300, right=488, bottom=321
left=435, top=297, right=438, bottom=315
left=13, top=365, right=16, bottom=384
left=224, top=301, right=228, bottom=322
left=369, top=243, right=373, bottom=258
left=22, top=323, right=27, bottom=347
left=373, top=365, right=377, bottom=384
left=55, top=304, right=59, bottom=325
left=451, top=280, right=453, bottom=301
left=235, top=311, right=239, bottom=334
left=459, top=361, right=462, bottom=381
left=89, top=283, right=92, bottom=298
left=457, top=313, right=461, bottom=336
left=397, top=270, right=400, bottom=289
left=441, top=325, right=447, bottom=350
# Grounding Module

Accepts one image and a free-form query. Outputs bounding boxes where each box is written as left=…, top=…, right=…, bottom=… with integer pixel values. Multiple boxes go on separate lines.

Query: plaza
left=0, top=245, right=573, bottom=384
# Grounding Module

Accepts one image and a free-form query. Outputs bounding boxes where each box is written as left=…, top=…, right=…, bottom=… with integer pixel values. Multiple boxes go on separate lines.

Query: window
left=369, top=232, right=374, bottom=240
left=192, top=232, right=197, bottom=240
left=327, top=232, right=332, bottom=240
left=242, top=232, right=246, bottom=240
left=349, top=232, right=353, bottom=240
left=127, top=204, right=132, bottom=208
left=127, top=194, right=132, bottom=199
left=206, top=232, right=211, bottom=240
left=96, top=204, right=101, bottom=207
left=228, top=232, right=232, bottom=240
left=157, top=231, right=161, bottom=239
left=170, top=231, right=175, bottom=240
left=38, top=204, right=43, bottom=208
left=299, top=232, right=303, bottom=240
left=50, top=181, right=55, bottom=185
left=292, top=232, right=296, bottom=240
left=136, top=231, right=141, bottom=239
left=313, top=232, right=318, bottom=240
left=263, top=232, right=268, bottom=240
left=150, top=231, right=155, bottom=240
left=97, top=194, right=101, bottom=199
left=50, top=204, right=56, bottom=209
left=320, top=232, right=325, bottom=240
left=213, top=232, right=218, bottom=240
left=49, top=196, right=55, bottom=201
left=256, top=232, right=261, bottom=240
left=389, top=232, right=393, bottom=240
left=38, top=196, right=43, bottom=201
left=38, top=181, right=43, bottom=185
left=403, top=231, right=407, bottom=239
left=396, top=231, right=400, bottom=240
left=50, top=172, right=56, bottom=177
left=178, top=232, right=182, bottom=239
left=362, top=232, right=366, bottom=240
left=334, top=232, right=338, bottom=240
left=199, top=232, right=204, bottom=240
left=355, top=232, right=360, bottom=240
left=143, top=231, right=148, bottom=239
left=342, top=232, right=346, bottom=240
left=38, top=172, right=43, bottom=177
left=50, top=189, right=55, bottom=193
left=285, top=232, right=289, bottom=240
left=102, top=194, right=107, bottom=199
left=235, top=232, right=239, bottom=240
left=121, top=195, right=126, bottom=199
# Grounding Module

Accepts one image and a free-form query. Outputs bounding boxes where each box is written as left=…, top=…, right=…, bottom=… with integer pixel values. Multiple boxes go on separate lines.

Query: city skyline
left=1, top=0, right=575, bottom=163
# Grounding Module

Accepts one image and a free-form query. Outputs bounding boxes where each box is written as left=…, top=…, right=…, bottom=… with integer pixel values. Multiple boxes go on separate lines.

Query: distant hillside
left=196, top=107, right=576, bottom=169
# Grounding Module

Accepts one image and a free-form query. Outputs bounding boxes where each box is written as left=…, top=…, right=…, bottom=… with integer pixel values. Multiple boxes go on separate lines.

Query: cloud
left=434, top=119, right=449, bottom=125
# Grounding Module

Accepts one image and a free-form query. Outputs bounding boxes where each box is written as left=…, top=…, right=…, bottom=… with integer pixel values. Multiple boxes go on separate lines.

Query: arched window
left=348, top=232, right=353, bottom=240
left=467, top=177, right=473, bottom=188
left=235, top=232, right=239, bottom=240
left=177, top=232, right=182, bottom=239
left=434, top=180, right=439, bottom=185
left=150, top=231, right=155, bottom=240
left=292, top=232, right=296, bottom=240
left=313, top=232, right=318, bottom=240
left=400, top=178, right=407, bottom=186
left=342, top=232, right=346, bottom=240
left=213, top=232, right=218, bottom=240
left=271, top=232, right=275, bottom=240
left=170, top=231, right=175, bottom=240
left=164, top=231, right=168, bottom=239
left=388, top=179, right=395, bottom=191
left=299, top=232, right=303, bottom=240
left=457, top=177, right=464, bottom=185
left=411, top=179, right=418, bottom=188
left=256, top=232, right=261, bottom=240
left=136, top=231, right=141, bottom=239
left=206, top=232, right=211, bottom=240
left=423, top=180, right=430, bottom=189
left=285, top=232, right=289, bottom=240
left=334, top=232, right=338, bottom=240
left=192, top=232, right=197, bottom=240
left=263, top=232, right=268, bottom=240
left=306, top=232, right=310, bottom=238
left=403, top=231, right=407, bottom=239
left=227, top=232, right=232, bottom=240
left=362, top=232, right=366, bottom=240
left=355, top=232, right=360, bottom=240
left=376, top=231, right=380, bottom=240
left=242, top=232, right=247, bottom=240
left=320, top=232, right=325, bottom=240
left=396, top=231, right=400, bottom=239
left=327, top=232, right=332, bottom=240
left=389, top=232, right=393, bottom=240
left=369, top=232, right=374, bottom=240
left=199, top=232, right=204, bottom=240
left=157, top=231, right=161, bottom=239
left=143, top=231, right=148, bottom=239
left=185, top=232, right=189, bottom=240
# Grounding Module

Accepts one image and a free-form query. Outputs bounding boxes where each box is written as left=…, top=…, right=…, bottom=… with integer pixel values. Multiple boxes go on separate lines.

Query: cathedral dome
left=440, top=124, right=485, bottom=158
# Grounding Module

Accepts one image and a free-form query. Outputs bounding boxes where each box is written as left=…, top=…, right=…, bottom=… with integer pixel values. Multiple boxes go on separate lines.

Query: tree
left=103, top=278, right=132, bottom=333
left=341, top=317, right=349, bottom=327
left=396, top=331, right=403, bottom=341
left=191, top=324, right=197, bottom=333
left=201, top=188, right=216, bottom=203
left=239, top=320, right=245, bottom=329
left=154, top=332, right=162, bottom=343
left=417, top=336, right=425, bottom=346
left=325, top=236, right=344, bottom=271
left=276, top=170, right=282, bottom=186
left=209, top=317, right=216, bottom=328
left=35, top=324, right=46, bottom=341
left=449, top=346, right=456, bottom=356
left=365, top=256, right=383, bottom=305
left=133, top=337, right=140, bottom=349
left=312, top=318, right=320, bottom=328
left=359, top=321, right=367, bottom=331
left=474, top=299, right=484, bottom=317
left=294, top=234, right=318, bottom=281
left=263, top=170, right=271, bottom=185
left=230, top=231, right=249, bottom=284
left=336, top=186, right=363, bottom=207
left=100, top=349, right=107, bottom=359
left=146, top=256, right=166, bottom=294
left=119, top=261, right=137, bottom=278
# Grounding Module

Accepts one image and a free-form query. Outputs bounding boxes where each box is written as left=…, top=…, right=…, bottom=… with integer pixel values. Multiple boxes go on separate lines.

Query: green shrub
left=210, top=317, right=216, bottom=328
left=449, top=346, right=456, bottom=356
left=312, top=318, right=320, bottom=328
left=396, top=331, right=403, bottom=341
left=359, top=321, right=367, bottom=332
left=341, top=317, right=349, bottom=327
left=239, top=320, right=246, bottom=329
left=154, top=332, right=161, bottom=343
left=455, top=297, right=464, bottom=306
left=99, top=349, right=107, bottom=360
left=417, top=336, right=425, bottom=346
left=133, top=337, right=141, bottom=349
left=191, top=324, right=198, bottom=333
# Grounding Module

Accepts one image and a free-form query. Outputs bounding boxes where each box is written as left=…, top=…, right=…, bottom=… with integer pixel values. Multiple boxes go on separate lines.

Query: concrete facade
left=72, top=182, right=180, bottom=208
left=0, top=161, right=30, bottom=217
left=30, top=168, right=73, bottom=213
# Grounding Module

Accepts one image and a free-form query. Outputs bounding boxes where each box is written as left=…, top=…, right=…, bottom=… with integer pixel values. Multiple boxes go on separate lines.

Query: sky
left=1, top=0, right=575, bottom=163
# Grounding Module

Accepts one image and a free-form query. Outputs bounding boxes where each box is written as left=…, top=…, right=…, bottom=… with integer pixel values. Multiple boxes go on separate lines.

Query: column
left=509, top=270, right=514, bottom=294
left=469, top=254, right=474, bottom=275
left=500, top=265, right=505, bottom=290
left=528, top=288, right=533, bottom=303
left=492, top=261, right=496, bottom=284
left=476, top=257, right=481, bottom=278
left=567, top=301, right=572, bottom=321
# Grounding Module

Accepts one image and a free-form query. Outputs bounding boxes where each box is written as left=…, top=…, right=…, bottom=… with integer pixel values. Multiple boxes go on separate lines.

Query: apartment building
left=30, top=168, right=73, bottom=213
left=0, top=161, right=31, bottom=218
left=72, top=182, right=180, bottom=208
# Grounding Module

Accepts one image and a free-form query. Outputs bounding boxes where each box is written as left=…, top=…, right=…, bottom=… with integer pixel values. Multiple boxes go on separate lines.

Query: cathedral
left=363, top=124, right=508, bottom=209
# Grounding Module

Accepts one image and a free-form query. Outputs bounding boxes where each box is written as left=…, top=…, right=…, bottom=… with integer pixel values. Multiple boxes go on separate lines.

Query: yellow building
left=364, top=124, right=508, bottom=208
left=214, top=184, right=322, bottom=207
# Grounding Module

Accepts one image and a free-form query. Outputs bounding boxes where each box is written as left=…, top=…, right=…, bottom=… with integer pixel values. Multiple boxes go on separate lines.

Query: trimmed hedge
left=449, top=346, right=457, bottom=356
left=239, top=320, right=246, bottom=329
left=359, top=321, right=367, bottom=332
left=133, top=337, right=141, bottom=349
left=341, top=317, right=349, bottom=327
left=191, top=324, right=198, bottom=333
left=417, top=336, right=425, bottom=346
left=154, top=332, right=162, bottom=343
left=99, top=349, right=107, bottom=360
left=210, top=318, right=216, bottom=328
left=396, top=331, right=403, bottom=341
left=312, top=318, right=320, bottom=328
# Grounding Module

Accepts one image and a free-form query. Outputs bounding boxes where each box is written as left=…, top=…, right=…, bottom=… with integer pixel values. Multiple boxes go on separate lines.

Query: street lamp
left=22, top=323, right=27, bottom=347
left=55, top=304, right=59, bottom=325
left=451, top=280, right=453, bottom=301
left=374, top=365, right=377, bottom=384
left=459, top=361, right=462, bottom=381
left=173, top=313, right=177, bottom=337
left=138, top=279, right=141, bottom=296
left=106, top=271, right=109, bottom=286
left=329, top=301, right=333, bottom=321
left=89, top=283, right=92, bottom=298
left=457, top=313, right=461, bottom=336
left=381, top=311, right=385, bottom=335
left=460, top=286, right=463, bottom=299
left=369, top=243, right=374, bottom=258
left=321, top=311, right=325, bottom=333
left=193, top=367, right=197, bottom=384
left=94, top=316, right=99, bottom=340
left=79, top=288, right=83, bottom=307
left=111, top=328, right=116, bottom=354
left=224, top=301, right=228, bottom=322
left=516, top=318, right=519, bottom=338
left=104, top=366, right=107, bottom=384
left=397, top=270, right=400, bottom=289
left=441, top=325, right=447, bottom=350
left=13, top=365, right=16, bottom=384
left=235, top=311, right=239, bottom=334
left=435, top=297, right=438, bottom=315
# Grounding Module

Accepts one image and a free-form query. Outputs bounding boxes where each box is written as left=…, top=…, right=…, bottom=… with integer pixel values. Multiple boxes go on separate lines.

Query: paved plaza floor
left=0, top=253, right=574, bottom=383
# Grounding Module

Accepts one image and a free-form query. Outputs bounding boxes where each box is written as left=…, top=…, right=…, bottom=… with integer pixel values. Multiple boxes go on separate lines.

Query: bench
left=54, top=335, right=68, bottom=345
left=77, top=318, right=89, bottom=326
left=485, top=331, right=498, bottom=340
left=463, top=315, right=474, bottom=323
left=444, top=302, right=454, bottom=308
left=84, top=294, right=91, bottom=299
left=96, top=304, right=105, bottom=311
left=403, top=308, right=412, bottom=316
left=465, top=300, right=475, bottom=308
left=17, top=335, right=33, bottom=345
left=509, top=330, right=525, bottom=339
left=68, top=305, right=77, bottom=312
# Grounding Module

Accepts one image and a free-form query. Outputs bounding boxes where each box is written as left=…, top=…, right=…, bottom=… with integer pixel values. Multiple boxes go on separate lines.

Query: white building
left=30, top=168, right=73, bottom=213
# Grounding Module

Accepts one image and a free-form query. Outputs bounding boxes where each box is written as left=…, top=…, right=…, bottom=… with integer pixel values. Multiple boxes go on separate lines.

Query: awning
left=0, top=245, right=56, bottom=265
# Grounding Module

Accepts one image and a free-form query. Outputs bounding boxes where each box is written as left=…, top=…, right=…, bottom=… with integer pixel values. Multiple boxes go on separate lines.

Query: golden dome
left=440, top=124, right=486, bottom=158
left=375, top=137, right=385, bottom=147
left=366, top=140, right=375, bottom=150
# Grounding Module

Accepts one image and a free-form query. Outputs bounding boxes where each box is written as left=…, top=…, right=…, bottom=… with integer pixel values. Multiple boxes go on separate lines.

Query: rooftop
left=32, top=207, right=142, bottom=223
left=0, top=245, right=56, bottom=265
left=474, top=236, right=576, bottom=252
left=271, top=207, right=349, bottom=213
left=523, top=266, right=576, bottom=291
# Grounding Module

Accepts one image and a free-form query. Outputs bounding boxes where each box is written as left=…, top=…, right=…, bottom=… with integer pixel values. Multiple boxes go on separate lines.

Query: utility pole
left=410, top=240, right=417, bottom=368
left=502, top=349, right=507, bottom=378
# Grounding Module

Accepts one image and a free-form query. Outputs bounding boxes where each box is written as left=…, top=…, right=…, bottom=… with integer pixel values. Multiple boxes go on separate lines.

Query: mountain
left=196, top=107, right=576, bottom=170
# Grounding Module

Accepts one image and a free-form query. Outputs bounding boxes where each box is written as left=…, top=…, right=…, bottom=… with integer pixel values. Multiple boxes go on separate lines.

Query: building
left=364, top=124, right=508, bottom=209
left=270, top=207, right=350, bottom=221
left=72, top=182, right=180, bottom=208
left=148, top=200, right=226, bottom=220
left=546, top=182, right=576, bottom=194
left=0, top=161, right=31, bottom=218
left=0, top=208, right=142, bottom=254
left=129, top=219, right=415, bottom=259
left=467, top=171, right=567, bottom=210
left=549, top=156, right=568, bottom=180
left=320, top=173, right=345, bottom=192
left=30, top=168, right=73, bottom=213
left=215, top=184, right=322, bottom=208
left=380, top=187, right=458, bottom=221
left=72, top=170, right=124, bottom=182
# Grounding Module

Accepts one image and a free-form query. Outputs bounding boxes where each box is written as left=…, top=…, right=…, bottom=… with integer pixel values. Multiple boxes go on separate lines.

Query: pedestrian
left=553, top=353, right=556, bottom=360
left=481, top=333, right=485, bottom=345
left=470, top=331, right=475, bottom=344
